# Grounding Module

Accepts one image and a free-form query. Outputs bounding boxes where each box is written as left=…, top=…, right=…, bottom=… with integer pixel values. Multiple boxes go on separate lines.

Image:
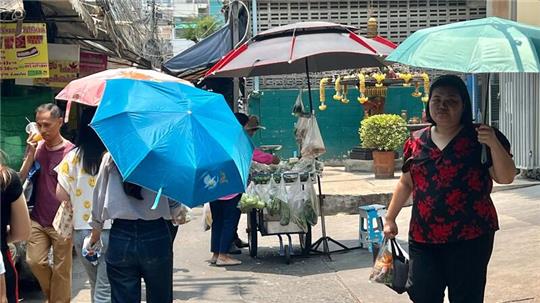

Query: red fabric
left=348, top=32, right=377, bottom=54
left=252, top=148, right=274, bottom=165
left=6, top=250, right=19, bottom=302
left=403, top=126, right=511, bottom=244
left=30, top=141, right=74, bottom=227
left=372, top=36, right=397, bottom=49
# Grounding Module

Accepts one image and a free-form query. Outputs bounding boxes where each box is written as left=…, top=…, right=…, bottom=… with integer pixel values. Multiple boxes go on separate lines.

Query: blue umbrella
left=90, top=79, right=254, bottom=208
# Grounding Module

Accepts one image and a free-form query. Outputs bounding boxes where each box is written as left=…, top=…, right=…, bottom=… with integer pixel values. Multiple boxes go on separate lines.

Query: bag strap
left=390, top=238, right=405, bottom=259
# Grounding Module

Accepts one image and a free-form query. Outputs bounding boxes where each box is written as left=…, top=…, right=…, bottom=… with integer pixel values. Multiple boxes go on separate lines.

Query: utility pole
left=230, top=0, right=240, bottom=112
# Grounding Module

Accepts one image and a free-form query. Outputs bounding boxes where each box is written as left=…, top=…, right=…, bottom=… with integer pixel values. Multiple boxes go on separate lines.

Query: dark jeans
left=210, top=195, right=241, bottom=253
left=106, top=218, right=173, bottom=303
left=2, top=249, right=18, bottom=303
left=407, top=232, right=495, bottom=303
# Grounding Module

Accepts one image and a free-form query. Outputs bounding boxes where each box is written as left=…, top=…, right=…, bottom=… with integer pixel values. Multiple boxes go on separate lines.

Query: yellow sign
left=33, top=44, right=79, bottom=87
left=0, top=23, right=49, bottom=79
left=33, top=60, right=78, bottom=87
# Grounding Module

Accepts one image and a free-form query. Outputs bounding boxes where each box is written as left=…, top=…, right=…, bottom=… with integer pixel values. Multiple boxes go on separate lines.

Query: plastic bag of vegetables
left=266, top=177, right=281, bottom=216
left=287, top=176, right=309, bottom=232
left=238, top=182, right=266, bottom=212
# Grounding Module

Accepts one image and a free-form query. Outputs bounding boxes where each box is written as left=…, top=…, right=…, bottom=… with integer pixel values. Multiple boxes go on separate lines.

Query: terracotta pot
left=372, top=150, right=395, bottom=179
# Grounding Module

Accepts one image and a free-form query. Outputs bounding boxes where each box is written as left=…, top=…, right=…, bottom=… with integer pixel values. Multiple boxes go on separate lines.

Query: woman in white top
left=56, top=108, right=111, bottom=303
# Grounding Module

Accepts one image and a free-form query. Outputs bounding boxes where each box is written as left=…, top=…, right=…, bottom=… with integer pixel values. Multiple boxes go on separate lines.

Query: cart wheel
left=248, top=210, right=258, bottom=258
left=284, top=244, right=291, bottom=264
left=299, top=225, right=312, bottom=256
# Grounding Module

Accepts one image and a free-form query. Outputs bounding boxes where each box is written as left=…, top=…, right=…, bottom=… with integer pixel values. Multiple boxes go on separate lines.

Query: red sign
left=80, top=51, right=107, bottom=77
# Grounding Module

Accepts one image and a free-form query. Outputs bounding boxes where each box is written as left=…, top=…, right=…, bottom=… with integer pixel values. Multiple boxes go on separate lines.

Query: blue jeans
left=73, top=229, right=111, bottom=303
left=210, top=195, right=241, bottom=253
left=106, top=219, right=172, bottom=303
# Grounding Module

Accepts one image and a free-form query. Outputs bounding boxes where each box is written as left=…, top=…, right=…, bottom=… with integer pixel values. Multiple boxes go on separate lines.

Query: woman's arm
left=89, top=154, right=111, bottom=232
left=477, top=125, right=516, bottom=184
left=384, top=172, right=413, bottom=239
left=7, top=194, right=31, bottom=243
left=56, top=184, right=70, bottom=202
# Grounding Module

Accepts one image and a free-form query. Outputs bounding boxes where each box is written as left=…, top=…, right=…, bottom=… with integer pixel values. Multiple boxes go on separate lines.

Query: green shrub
left=359, top=114, right=409, bottom=151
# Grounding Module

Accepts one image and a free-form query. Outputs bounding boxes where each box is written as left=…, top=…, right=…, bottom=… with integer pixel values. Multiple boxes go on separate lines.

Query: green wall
left=1, top=85, right=55, bottom=169
left=249, top=86, right=425, bottom=160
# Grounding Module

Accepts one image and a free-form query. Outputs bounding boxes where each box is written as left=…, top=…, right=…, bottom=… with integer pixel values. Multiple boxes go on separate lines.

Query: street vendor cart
left=246, top=171, right=318, bottom=264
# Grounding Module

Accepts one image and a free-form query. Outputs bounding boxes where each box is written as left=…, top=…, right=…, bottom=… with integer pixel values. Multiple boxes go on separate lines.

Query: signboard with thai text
left=0, top=23, right=49, bottom=79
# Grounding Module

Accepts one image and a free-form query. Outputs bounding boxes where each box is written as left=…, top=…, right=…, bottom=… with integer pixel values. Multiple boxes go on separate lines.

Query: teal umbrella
left=387, top=17, right=540, bottom=73
left=387, top=17, right=540, bottom=162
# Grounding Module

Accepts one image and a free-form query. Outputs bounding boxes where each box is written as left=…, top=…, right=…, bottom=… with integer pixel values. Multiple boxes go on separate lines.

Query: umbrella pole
left=304, top=58, right=359, bottom=257
left=304, top=58, right=314, bottom=112
left=480, top=73, right=490, bottom=163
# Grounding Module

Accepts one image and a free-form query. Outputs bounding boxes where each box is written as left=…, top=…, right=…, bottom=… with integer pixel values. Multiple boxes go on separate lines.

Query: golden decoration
left=332, top=76, right=342, bottom=101
left=82, top=213, right=90, bottom=221
left=412, top=81, right=422, bottom=97
left=357, top=73, right=368, bottom=104
left=399, top=73, right=413, bottom=87
left=373, top=73, right=386, bottom=87
left=421, top=72, right=430, bottom=103
left=319, top=77, right=329, bottom=111
left=83, top=200, right=91, bottom=209
left=75, top=188, right=82, bottom=197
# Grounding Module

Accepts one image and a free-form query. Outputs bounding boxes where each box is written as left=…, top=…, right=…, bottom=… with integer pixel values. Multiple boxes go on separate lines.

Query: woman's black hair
left=77, top=106, right=143, bottom=199
left=76, top=107, right=106, bottom=176
left=122, top=182, right=144, bottom=200
left=426, top=74, right=473, bottom=126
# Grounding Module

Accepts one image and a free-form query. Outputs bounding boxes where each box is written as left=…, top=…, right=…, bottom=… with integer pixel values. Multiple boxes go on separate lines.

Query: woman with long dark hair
left=1, top=150, right=31, bottom=303
left=56, top=107, right=111, bottom=302
left=89, top=150, right=179, bottom=302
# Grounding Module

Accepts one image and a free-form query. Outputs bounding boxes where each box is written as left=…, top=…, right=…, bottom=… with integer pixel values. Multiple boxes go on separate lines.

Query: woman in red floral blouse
left=384, top=75, right=516, bottom=303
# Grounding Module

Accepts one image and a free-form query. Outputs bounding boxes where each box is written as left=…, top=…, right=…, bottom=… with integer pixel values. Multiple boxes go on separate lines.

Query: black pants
left=210, top=195, right=241, bottom=253
left=106, top=218, right=173, bottom=303
left=407, top=232, right=495, bottom=303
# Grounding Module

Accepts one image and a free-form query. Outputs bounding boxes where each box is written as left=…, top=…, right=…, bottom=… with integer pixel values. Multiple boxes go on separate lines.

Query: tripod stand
left=309, top=173, right=362, bottom=259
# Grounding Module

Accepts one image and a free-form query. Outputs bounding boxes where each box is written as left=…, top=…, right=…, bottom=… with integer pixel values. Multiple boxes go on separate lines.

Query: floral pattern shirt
left=403, top=125, right=511, bottom=244
left=56, top=149, right=111, bottom=230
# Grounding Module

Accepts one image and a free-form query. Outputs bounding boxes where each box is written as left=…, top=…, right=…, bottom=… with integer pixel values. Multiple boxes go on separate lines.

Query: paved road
left=21, top=185, right=540, bottom=302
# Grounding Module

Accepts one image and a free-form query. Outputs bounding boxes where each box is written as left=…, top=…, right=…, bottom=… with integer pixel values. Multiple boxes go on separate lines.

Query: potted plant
left=359, top=114, right=409, bottom=178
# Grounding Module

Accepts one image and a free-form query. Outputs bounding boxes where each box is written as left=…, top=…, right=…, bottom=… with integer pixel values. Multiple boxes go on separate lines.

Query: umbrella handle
left=151, top=187, right=163, bottom=210
left=481, top=144, right=488, bottom=164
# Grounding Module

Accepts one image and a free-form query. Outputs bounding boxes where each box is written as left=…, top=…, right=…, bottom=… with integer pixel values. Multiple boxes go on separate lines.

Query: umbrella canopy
left=386, top=17, right=540, bottom=73
left=90, top=79, right=253, bottom=208
left=205, top=21, right=394, bottom=78
left=56, top=67, right=192, bottom=106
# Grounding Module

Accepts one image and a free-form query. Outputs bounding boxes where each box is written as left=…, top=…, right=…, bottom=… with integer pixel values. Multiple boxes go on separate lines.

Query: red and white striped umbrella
left=205, top=21, right=396, bottom=78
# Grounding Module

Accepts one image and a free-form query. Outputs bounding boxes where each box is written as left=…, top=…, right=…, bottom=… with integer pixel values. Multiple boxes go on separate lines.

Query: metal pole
left=304, top=57, right=330, bottom=256
left=304, top=58, right=314, bottom=112
left=252, top=0, right=259, bottom=92
left=510, top=0, right=517, bottom=21
left=231, top=0, right=240, bottom=112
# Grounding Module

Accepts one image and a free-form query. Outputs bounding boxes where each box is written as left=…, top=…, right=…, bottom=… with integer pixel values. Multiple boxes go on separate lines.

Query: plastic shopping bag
left=291, top=88, right=305, bottom=116
left=201, top=203, right=212, bottom=231
left=287, top=176, right=309, bottom=232
left=369, top=237, right=409, bottom=294
left=301, top=115, right=326, bottom=158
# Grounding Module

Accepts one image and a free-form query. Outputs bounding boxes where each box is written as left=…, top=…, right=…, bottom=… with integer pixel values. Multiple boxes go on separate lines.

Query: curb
left=322, top=182, right=540, bottom=215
